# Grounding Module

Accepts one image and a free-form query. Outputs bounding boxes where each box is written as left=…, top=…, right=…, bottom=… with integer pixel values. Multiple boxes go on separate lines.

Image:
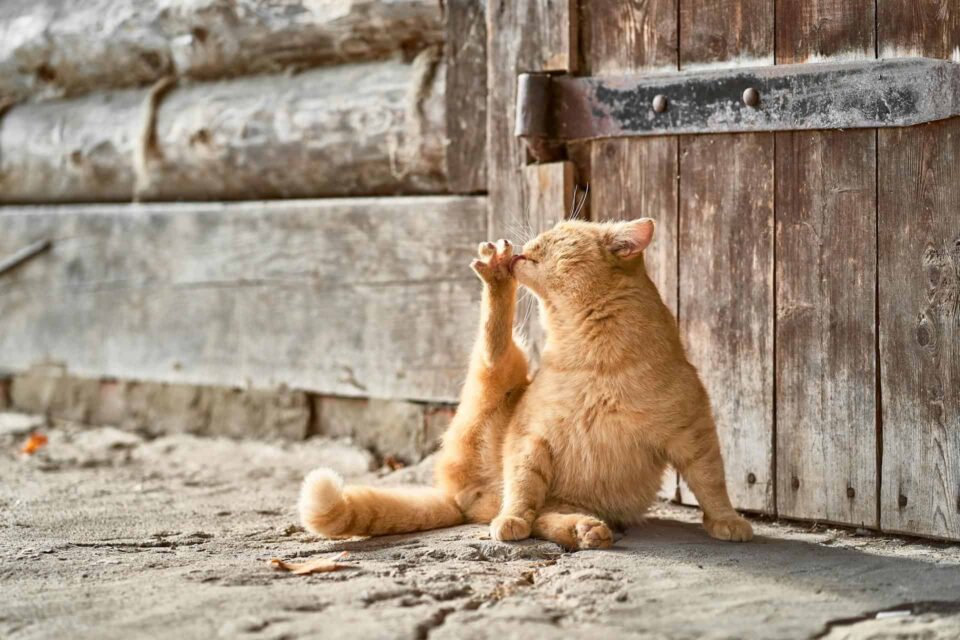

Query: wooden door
left=488, top=0, right=959, bottom=540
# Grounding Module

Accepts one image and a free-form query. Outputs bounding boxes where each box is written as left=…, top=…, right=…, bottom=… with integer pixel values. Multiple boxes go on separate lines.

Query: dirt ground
left=2, top=414, right=959, bottom=640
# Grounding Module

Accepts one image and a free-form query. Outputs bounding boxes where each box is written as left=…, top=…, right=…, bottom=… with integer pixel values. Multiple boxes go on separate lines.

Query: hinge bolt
left=742, top=87, right=760, bottom=108
left=652, top=94, right=668, bottom=113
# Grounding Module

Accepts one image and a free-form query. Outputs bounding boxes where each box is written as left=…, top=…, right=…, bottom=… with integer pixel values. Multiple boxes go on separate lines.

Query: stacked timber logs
left=0, top=0, right=443, bottom=101
left=0, top=0, right=476, bottom=202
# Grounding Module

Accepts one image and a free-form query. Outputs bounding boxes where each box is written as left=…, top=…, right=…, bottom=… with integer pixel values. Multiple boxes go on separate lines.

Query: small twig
left=0, top=239, right=52, bottom=278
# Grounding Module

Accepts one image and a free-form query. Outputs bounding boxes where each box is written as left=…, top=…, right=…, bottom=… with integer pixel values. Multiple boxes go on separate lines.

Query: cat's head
left=511, top=218, right=655, bottom=304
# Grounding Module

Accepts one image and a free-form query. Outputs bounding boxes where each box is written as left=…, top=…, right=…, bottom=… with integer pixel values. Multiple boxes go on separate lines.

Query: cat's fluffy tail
left=298, top=468, right=463, bottom=538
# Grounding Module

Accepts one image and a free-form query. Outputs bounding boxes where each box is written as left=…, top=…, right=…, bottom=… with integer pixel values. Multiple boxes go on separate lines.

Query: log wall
left=0, top=0, right=443, bottom=102
left=0, top=56, right=447, bottom=202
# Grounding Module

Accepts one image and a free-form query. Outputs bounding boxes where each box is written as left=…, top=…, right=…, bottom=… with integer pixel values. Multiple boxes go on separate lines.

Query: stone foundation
left=7, top=365, right=454, bottom=463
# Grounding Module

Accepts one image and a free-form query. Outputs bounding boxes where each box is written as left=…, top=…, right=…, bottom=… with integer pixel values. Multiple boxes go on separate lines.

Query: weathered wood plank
left=0, top=58, right=447, bottom=203
left=586, top=0, right=679, bottom=502
left=773, top=0, right=877, bottom=528
left=679, top=0, right=774, bottom=68
left=877, top=0, right=960, bottom=541
left=0, top=197, right=487, bottom=403
left=878, top=0, right=960, bottom=61
left=678, top=0, right=775, bottom=512
left=444, top=0, right=487, bottom=193
left=776, top=0, right=874, bottom=62
left=677, top=133, right=775, bottom=512
left=775, top=130, right=877, bottom=526
left=878, top=123, right=960, bottom=539
left=586, top=0, right=677, bottom=75
left=486, top=0, right=576, bottom=240
left=0, top=0, right=444, bottom=103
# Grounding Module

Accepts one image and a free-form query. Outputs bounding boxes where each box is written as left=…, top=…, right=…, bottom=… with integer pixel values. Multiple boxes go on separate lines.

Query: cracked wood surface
left=0, top=0, right=443, bottom=103
left=676, top=0, right=775, bottom=513
left=2, top=423, right=959, bottom=640
left=877, top=1, right=960, bottom=541
left=0, top=57, right=447, bottom=203
left=774, top=0, right=878, bottom=528
left=0, top=197, right=486, bottom=403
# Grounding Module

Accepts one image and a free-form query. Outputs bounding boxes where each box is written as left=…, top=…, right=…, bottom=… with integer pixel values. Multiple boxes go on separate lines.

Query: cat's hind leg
left=668, top=414, right=753, bottom=542
left=532, top=505, right=614, bottom=551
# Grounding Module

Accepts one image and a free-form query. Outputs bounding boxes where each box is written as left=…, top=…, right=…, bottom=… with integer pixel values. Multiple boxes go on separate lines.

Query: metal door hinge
left=515, top=58, right=960, bottom=155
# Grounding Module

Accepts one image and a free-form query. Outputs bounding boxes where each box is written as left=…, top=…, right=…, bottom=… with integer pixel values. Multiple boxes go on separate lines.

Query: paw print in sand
left=471, top=239, right=515, bottom=286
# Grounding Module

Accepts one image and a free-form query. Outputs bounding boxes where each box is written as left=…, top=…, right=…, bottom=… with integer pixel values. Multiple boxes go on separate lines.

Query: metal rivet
left=747, top=472, right=757, bottom=485
left=792, top=477, right=800, bottom=490
left=742, top=87, right=760, bottom=108
left=898, top=494, right=908, bottom=508
left=847, top=487, right=856, bottom=499
left=652, top=94, right=668, bottom=113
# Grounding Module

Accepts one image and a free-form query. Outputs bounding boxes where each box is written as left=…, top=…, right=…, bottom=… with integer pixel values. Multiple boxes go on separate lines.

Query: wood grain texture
left=877, top=0, right=960, bottom=542
left=679, top=0, right=774, bottom=67
left=486, top=0, right=577, bottom=239
left=776, top=0, right=874, bottom=63
left=0, top=0, right=444, bottom=103
left=773, top=0, right=877, bottom=527
left=0, top=197, right=487, bottom=403
left=0, top=59, right=447, bottom=203
left=586, top=0, right=677, bottom=75
left=678, top=133, right=775, bottom=513
left=775, top=130, right=877, bottom=526
left=878, top=0, right=960, bottom=59
left=678, top=0, right=774, bottom=512
left=445, top=0, right=487, bottom=193
left=878, top=123, right=960, bottom=539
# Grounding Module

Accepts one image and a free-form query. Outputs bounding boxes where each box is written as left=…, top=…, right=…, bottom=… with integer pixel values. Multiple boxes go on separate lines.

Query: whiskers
left=568, top=183, right=590, bottom=221
left=503, top=215, right=535, bottom=247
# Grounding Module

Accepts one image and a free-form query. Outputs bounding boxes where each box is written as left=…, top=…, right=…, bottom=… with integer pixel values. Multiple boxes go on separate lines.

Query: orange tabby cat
left=299, top=218, right=753, bottom=549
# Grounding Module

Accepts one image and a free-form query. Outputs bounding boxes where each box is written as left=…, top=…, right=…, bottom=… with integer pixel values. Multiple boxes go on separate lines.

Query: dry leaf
left=21, top=432, right=48, bottom=455
left=270, top=551, right=350, bottom=575
left=383, top=454, right=405, bottom=471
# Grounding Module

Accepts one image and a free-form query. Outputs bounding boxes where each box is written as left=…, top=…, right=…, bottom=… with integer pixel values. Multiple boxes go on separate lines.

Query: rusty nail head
left=847, top=487, right=856, bottom=499
left=792, top=477, right=800, bottom=490
left=652, top=94, right=668, bottom=113
left=743, top=87, right=760, bottom=107
left=898, top=494, right=908, bottom=508
left=747, top=472, right=757, bottom=485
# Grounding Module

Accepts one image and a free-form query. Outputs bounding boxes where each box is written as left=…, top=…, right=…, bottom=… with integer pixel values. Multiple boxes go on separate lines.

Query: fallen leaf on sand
left=383, top=454, right=405, bottom=471
left=270, top=551, right=350, bottom=575
left=21, top=432, right=48, bottom=455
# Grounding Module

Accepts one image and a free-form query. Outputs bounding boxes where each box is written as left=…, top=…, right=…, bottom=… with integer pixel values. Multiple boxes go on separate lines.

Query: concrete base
left=2, top=419, right=959, bottom=640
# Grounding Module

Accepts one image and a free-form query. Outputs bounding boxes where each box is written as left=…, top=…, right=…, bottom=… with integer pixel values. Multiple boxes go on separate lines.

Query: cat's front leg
left=470, top=239, right=521, bottom=363
left=490, top=432, right=552, bottom=541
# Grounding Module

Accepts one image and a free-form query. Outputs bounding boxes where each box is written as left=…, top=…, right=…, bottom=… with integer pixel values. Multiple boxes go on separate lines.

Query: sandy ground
left=2, top=415, right=959, bottom=640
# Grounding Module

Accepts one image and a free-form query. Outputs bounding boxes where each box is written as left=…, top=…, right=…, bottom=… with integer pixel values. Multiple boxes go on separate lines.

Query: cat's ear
left=608, top=218, right=655, bottom=259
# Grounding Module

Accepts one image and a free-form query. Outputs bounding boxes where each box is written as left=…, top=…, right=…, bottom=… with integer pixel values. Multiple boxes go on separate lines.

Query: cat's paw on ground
left=471, top=239, right=514, bottom=286
left=704, top=514, right=753, bottom=542
left=575, top=518, right=613, bottom=550
left=490, top=515, right=530, bottom=541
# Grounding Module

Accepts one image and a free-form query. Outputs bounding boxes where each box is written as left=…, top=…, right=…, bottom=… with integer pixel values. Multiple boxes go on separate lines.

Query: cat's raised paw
left=471, top=239, right=514, bottom=286
left=704, top=514, right=753, bottom=542
left=575, top=518, right=613, bottom=550
left=490, top=515, right=530, bottom=541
